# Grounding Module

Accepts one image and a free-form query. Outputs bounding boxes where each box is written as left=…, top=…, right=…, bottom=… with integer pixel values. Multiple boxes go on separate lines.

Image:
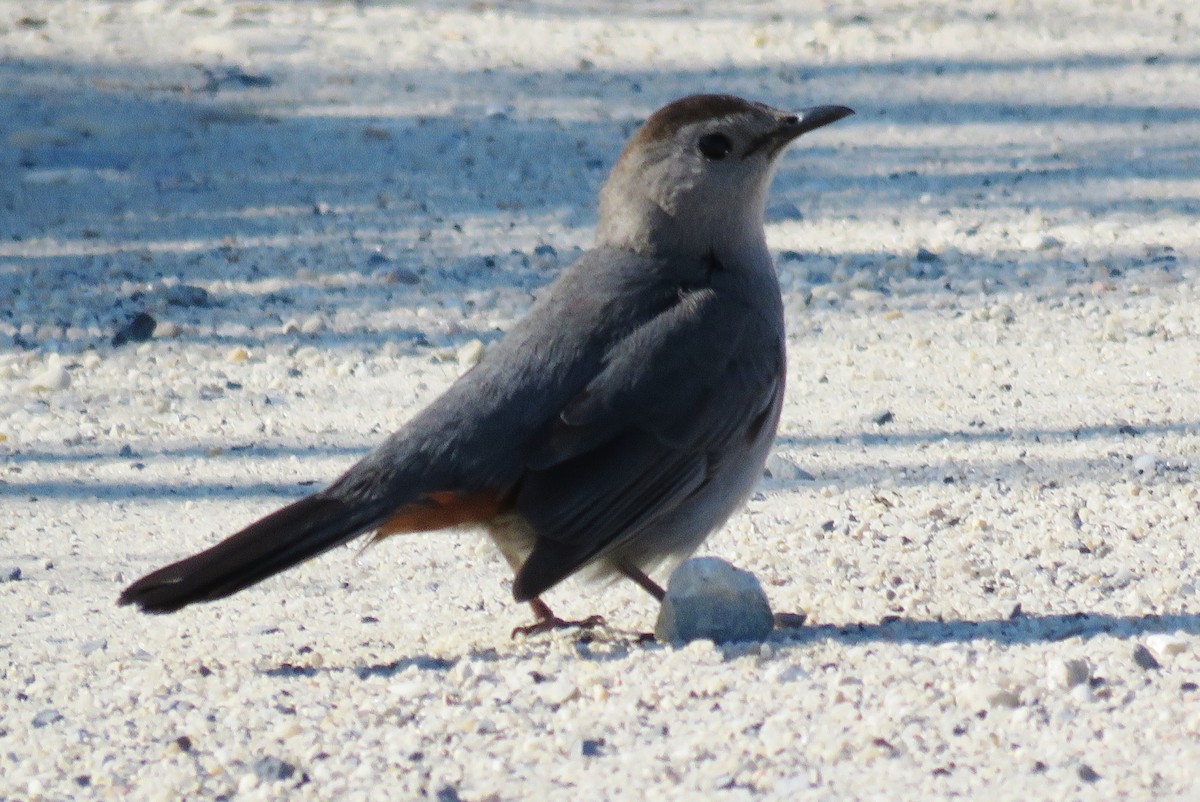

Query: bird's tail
left=118, top=493, right=379, bottom=613
left=118, top=482, right=509, bottom=614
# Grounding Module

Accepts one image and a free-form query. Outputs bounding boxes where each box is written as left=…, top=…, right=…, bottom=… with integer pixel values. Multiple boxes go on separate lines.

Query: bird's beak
left=748, top=105, right=855, bottom=158
left=785, top=105, right=856, bottom=137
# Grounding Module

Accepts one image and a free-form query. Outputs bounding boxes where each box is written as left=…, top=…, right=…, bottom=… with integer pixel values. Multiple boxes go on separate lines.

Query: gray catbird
left=119, top=95, right=853, bottom=630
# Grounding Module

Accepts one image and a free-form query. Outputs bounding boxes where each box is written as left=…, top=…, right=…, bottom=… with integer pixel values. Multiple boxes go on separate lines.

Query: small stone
left=252, top=756, right=295, bottom=782
left=1132, top=454, right=1158, bottom=474
left=1070, top=683, right=1094, bottom=702
left=112, top=312, right=156, bottom=346
left=988, top=303, right=1016, bottom=324
left=774, top=666, right=812, bottom=687
left=155, top=321, right=183, bottom=338
left=580, top=738, right=604, bottom=757
left=162, top=284, right=210, bottom=307
left=381, top=266, right=421, bottom=285
left=537, top=679, right=578, bottom=706
left=1132, top=644, right=1162, bottom=671
left=655, top=557, right=774, bottom=644
left=764, top=453, right=815, bottom=483
left=32, top=709, right=63, bottom=728
left=0, top=567, right=22, bottom=583
left=773, top=612, right=807, bottom=629
left=916, top=247, right=941, bottom=263
left=227, top=346, right=250, bottom=363
left=868, top=409, right=895, bottom=426
left=435, top=786, right=462, bottom=802
left=299, top=315, right=325, bottom=335
left=1047, top=657, right=1091, bottom=689
left=28, top=355, right=70, bottom=391
left=1077, top=763, right=1101, bottom=783
left=1145, top=633, right=1188, bottom=658
left=985, top=688, right=1022, bottom=709
left=80, top=639, right=107, bottom=656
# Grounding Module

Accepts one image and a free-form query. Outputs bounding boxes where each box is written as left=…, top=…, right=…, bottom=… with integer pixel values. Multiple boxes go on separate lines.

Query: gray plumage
left=119, top=95, right=852, bottom=620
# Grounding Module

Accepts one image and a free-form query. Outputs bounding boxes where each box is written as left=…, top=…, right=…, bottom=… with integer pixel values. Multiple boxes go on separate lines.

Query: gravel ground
left=3, top=1, right=1200, bottom=800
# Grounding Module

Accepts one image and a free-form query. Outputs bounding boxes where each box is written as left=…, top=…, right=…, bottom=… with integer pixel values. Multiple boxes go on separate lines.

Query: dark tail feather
left=119, top=493, right=375, bottom=613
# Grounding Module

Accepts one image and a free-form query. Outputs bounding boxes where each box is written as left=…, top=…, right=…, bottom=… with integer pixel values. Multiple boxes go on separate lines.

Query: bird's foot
left=511, top=614, right=607, bottom=639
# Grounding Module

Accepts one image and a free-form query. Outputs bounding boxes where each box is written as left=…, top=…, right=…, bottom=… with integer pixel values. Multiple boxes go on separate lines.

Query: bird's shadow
left=778, top=609, right=1200, bottom=648
left=258, top=609, right=1199, bottom=679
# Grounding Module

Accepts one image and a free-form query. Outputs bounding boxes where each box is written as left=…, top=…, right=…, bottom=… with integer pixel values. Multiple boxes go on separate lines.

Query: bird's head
left=597, top=94, right=853, bottom=257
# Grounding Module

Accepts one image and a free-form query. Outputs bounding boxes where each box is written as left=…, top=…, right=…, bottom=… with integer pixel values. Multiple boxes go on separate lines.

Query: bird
left=119, top=94, right=853, bottom=632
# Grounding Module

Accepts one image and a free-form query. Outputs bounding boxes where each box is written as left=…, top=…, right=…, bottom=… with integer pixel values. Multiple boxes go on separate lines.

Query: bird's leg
left=510, top=597, right=606, bottom=638
left=617, top=562, right=666, bottom=601
left=489, top=519, right=605, bottom=637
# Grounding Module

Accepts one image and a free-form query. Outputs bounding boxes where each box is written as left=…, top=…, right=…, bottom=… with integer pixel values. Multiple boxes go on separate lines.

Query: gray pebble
left=162, top=284, right=210, bottom=308
left=381, top=267, right=421, bottom=285
left=80, top=639, right=108, bottom=656
left=32, top=709, right=63, bottom=728
left=1, top=566, right=21, bottom=582
left=112, top=313, right=156, bottom=347
left=436, top=786, right=462, bottom=802
left=252, top=756, right=295, bottom=782
left=1048, top=657, right=1091, bottom=688
left=580, top=738, right=604, bottom=757
left=868, top=409, right=895, bottom=426
left=655, top=557, right=774, bottom=645
left=764, top=453, right=815, bottom=483
left=774, top=611, right=808, bottom=629
left=1132, top=644, right=1162, bottom=671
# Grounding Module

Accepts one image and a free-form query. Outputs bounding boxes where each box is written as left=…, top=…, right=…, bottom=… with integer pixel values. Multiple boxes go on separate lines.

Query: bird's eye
left=697, top=133, right=733, bottom=160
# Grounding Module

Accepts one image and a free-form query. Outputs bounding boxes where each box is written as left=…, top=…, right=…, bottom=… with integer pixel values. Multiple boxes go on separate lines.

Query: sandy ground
left=3, top=1, right=1200, bottom=800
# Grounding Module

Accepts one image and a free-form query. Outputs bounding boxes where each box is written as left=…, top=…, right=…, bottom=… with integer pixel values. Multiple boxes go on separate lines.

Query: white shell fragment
left=1145, top=633, right=1189, bottom=660
left=26, top=355, right=70, bottom=392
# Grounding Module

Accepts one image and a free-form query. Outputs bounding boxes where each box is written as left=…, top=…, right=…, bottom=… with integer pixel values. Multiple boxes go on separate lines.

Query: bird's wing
left=512, top=285, right=782, bottom=599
